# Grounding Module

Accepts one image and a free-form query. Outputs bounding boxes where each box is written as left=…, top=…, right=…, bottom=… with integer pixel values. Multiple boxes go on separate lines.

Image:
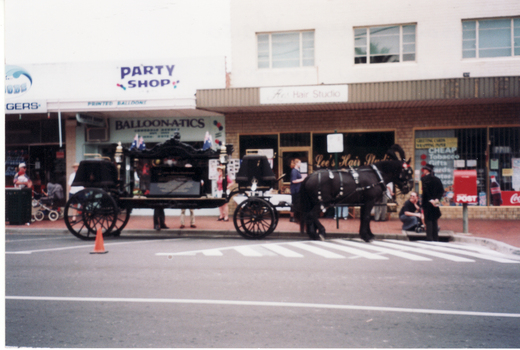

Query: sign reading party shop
left=5, top=57, right=226, bottom=113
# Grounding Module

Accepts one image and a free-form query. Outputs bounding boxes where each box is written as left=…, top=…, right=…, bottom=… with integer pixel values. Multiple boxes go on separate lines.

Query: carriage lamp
left=219, top=145, right=229, bottom=165
left=115, top=142, right=123, bottom=180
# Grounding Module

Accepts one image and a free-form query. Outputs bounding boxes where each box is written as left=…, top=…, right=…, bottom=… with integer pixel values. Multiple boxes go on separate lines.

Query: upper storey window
left=463, top=18, right=520, bottom=59
left=354, top=24, right=416, bottom=64
left=257, top=31, right=315, bottom=69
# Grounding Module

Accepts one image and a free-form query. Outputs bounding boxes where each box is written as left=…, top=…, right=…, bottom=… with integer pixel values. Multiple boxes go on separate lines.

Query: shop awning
left=196, top=76, right=520, bottom=113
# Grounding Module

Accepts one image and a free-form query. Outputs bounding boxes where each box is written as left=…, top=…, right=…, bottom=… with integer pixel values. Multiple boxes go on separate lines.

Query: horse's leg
left=305, top=207, right=326, bottom=241
left=314, top=214, right=326, bottom=241
left=366, top=202, right=376, bottom=240
left=358, top=204, right=373, bottom=242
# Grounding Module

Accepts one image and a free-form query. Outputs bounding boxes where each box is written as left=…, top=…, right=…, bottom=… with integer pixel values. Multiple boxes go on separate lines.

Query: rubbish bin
left=6, top=188, right=32, bottom=225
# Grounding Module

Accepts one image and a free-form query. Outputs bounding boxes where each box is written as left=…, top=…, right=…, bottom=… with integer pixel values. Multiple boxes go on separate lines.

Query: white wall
left=230, top=0, right=520, bottom=87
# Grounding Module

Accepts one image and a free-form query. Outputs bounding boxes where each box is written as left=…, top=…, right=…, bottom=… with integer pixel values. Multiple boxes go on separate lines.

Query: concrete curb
left=452, top=234, right=520, bottom=259
left=6, top=228, right=520, bottom=259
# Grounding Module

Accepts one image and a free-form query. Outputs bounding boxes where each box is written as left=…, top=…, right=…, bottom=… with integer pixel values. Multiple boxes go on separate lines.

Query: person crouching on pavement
left=399, top=191, right=424, bottom=231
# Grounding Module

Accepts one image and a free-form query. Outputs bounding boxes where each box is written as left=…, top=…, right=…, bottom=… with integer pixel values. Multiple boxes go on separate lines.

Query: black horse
left=295, top=145, right=414, bottom=242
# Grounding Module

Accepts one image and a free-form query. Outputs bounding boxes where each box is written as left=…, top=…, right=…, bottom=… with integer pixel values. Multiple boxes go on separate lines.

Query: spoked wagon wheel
left=233, top=197, right=277, bottom=239
left=111, top=206, right=132, bottom=236
left=64, top=188, right=118, bottom=240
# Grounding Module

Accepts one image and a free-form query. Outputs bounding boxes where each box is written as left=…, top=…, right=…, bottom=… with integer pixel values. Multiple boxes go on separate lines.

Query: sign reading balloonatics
left=260, top=85, right=348, bottom=105
left=109, top=116, right=225, bottom=146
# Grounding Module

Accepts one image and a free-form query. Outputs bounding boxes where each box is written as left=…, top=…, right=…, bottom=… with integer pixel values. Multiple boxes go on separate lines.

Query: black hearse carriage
left=64, top=137, right=282, bottom=240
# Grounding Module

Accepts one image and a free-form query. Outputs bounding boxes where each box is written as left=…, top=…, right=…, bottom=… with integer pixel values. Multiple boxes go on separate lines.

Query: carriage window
left=239, top=134, right=279, bottom=183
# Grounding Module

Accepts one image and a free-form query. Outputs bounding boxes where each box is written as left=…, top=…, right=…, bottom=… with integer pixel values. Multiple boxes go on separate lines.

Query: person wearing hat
left=13, top=163, right=32, bottom=189
left=420, top=163, right=444, bottom=241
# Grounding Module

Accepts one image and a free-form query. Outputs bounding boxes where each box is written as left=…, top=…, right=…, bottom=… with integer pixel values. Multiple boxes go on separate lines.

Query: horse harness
left=316, top=165, right=387, bottom=212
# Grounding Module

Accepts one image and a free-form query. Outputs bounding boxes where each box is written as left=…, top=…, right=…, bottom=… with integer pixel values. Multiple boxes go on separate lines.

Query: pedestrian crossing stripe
left=156, top=239, right=520, bottom=264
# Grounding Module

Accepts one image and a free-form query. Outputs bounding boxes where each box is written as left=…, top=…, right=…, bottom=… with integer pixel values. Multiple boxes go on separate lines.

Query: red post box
left=453, top=170, right=477, bottom=204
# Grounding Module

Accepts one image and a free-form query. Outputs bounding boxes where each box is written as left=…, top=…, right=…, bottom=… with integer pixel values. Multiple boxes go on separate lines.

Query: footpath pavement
left=5, top=214, right=520, bottom=257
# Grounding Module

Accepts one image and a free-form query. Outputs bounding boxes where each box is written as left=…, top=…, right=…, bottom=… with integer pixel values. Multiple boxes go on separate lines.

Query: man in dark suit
left=420, top=163, right=444, bottom=241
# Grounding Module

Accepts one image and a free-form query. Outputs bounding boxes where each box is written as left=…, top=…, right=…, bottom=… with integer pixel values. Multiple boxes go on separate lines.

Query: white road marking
left=6, top=295, right=520, bottom=318
left=386, top=240, right=520, bottom=264
left=202, top=249, right=224, bottom=256
left=425, top=241, right=519, bottom=258
left=335, top=240, right=432, bottom=261
left=373, top=241, right=475, bottom=262
left=287, top=242, right=345, bottom=259
left=262, top=244, right=304, bottom=258
left=234, top=246, right=263, bottom=257
left=312, top=241, right=388, bottom=260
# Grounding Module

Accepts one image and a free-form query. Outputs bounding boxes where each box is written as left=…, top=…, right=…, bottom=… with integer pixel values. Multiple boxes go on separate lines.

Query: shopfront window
left=313, top=131, right=395, bottom=170
left=414, top=127, right=520, bottom=207
left=489, top=127, right=520, bottom=206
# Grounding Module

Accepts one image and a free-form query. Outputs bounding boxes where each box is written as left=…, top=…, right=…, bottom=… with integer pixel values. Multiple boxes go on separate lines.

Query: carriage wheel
left=233, top=197, right=277, bottom=239
left=64, top=188, right=118, bottom=240
left=111, top=206, right=132, bottom=236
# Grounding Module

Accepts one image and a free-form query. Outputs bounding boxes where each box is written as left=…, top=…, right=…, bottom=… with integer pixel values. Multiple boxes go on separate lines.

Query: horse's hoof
left=361, top=235, right=372, bottom=243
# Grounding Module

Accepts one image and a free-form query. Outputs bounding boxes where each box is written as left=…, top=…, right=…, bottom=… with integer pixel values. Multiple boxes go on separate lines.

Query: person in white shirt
left=13, top=163, right=32, bottom=189
left=68, top=163, right=84, bottom=222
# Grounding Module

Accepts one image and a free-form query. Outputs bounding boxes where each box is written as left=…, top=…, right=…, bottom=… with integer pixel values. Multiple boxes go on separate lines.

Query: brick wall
left=224, top=103, right=520, bottom=219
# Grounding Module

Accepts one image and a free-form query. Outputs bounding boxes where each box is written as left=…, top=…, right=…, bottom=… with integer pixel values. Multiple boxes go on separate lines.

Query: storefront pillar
left=65, top=118, right=78, bottom=197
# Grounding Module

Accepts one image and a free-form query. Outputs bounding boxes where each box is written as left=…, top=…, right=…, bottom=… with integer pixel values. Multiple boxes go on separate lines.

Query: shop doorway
left=280, top=148, right=310, bottom=194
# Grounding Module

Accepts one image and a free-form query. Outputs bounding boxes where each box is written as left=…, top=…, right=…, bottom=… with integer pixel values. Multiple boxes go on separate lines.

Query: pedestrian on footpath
left=217, top=166, right=233, bottom=221
left=290, top=158, right=303, bottom=223
left=420, top=164, right=444, bottom=241
left=180, top=209, right=196, bottom=228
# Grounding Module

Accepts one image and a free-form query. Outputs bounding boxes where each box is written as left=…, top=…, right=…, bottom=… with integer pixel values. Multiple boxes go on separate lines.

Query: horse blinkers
left=398, top=161, right=414, bottom=194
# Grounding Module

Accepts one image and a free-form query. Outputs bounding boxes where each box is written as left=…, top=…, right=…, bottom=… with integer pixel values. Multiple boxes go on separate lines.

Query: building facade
left=197, top=0, right=520, bottom=219
left=5, top=58, right=227, bottom=208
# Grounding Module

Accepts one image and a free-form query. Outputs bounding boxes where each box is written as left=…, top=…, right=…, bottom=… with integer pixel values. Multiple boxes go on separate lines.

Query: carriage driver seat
left=235, top=155, right=277, bottom=191
left=72, top=160, right=118, bottom=188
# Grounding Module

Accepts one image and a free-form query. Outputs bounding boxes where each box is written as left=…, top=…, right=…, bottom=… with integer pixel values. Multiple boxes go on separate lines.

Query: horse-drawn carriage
left=64, top=137, right=284, bottom=240
left=64, top=137, right=415, bottom=243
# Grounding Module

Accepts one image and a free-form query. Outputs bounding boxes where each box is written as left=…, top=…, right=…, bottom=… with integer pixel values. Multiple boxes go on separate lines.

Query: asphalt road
left=5, top=232, right=520, bottom=348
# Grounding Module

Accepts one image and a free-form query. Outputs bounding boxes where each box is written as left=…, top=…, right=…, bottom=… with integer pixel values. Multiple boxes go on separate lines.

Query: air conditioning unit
left=86, top=127, right=109, bottom=142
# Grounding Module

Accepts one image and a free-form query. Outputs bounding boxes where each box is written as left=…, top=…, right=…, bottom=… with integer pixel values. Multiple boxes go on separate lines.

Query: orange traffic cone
left=90, top=227, right=108, bottom=254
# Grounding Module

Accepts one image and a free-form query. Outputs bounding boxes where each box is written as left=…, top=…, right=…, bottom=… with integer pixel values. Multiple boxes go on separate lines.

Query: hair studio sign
left=260, top=85, right=348, bottom=105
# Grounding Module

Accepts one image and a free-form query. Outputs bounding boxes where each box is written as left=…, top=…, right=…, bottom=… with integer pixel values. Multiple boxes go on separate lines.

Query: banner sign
left=109, top=116, right=226, bottom=147
left=5, top=57, right=225, bottom=113
left=416, top=137, right=458, bottom=149
left=502, top=191, right=520, bottom=206
left=260, top=85, right=348, bottom=105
